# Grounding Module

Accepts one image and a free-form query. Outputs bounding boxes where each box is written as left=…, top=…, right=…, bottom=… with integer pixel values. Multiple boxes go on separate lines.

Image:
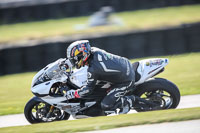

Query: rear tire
left=24, top=97, right=70, bottom=124
left=133, top=78, right=180, bottom=112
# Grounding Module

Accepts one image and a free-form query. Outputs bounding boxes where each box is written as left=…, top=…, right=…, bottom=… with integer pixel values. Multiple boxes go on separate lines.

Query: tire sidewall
left=24, top=98, right=41, bottom=124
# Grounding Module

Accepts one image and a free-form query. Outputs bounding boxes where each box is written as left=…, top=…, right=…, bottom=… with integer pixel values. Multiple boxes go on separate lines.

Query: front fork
left=46, top=105, right=55, bottom=118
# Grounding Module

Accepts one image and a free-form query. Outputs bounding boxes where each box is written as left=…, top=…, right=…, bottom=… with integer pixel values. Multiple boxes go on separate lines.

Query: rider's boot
left=119, top=95, right=136, bottom=114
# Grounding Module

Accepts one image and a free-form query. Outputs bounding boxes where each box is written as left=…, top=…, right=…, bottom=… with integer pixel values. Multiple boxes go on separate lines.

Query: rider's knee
left=101, top=102, right=113, bottom=111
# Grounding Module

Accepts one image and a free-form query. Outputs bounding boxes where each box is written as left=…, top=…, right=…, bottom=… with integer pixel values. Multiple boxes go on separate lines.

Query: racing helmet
left=66, top=40, right=91, bottom=69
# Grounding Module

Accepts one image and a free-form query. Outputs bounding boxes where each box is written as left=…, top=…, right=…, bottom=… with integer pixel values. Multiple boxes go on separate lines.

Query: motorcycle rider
left=65, top=40, right=136, bottom=114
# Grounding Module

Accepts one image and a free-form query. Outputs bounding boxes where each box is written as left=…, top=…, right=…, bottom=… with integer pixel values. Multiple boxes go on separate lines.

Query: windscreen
left=45, top=61, right=66, bottom=79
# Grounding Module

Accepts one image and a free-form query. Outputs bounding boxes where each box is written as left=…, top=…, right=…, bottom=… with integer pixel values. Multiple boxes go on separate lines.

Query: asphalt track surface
left=84, top=119, right=200, bottom=133
left=0, top=94, right=200, bottom=128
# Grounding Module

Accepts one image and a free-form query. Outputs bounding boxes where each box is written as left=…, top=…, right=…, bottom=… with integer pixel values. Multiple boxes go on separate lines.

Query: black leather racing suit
left=76, top=47, right=135, bottom=111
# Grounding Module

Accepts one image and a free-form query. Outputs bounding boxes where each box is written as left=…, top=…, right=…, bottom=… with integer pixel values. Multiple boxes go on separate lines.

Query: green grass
left=157, top=53, right=200, bottom=95
left=0, top=4, right=200, bottom=44
left=0, top=107, right=200, bottom=133
left=0, top=52, right=200, bottom=116
left=0, top=72, right=35, bottom=115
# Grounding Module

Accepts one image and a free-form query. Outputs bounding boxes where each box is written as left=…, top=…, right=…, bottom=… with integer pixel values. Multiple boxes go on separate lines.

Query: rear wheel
left=133, top=78, right=180, bottom=112
left=24, top=97, right=70, bottom=124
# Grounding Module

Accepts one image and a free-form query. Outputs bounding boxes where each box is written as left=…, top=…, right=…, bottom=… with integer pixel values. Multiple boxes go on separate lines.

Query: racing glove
left=64, top=90, right=80, bottom=100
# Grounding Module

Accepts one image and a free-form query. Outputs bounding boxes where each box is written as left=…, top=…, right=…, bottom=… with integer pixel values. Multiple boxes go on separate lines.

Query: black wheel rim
left=31, top=102, right=65, bottom=122
left=139, top=89, right=173, bottom=109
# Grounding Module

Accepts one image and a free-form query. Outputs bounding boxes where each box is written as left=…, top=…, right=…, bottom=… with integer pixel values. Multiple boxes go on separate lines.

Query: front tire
left=134, top=78, right=180, bottom=112
left=24, top=97, right=70, bottom=124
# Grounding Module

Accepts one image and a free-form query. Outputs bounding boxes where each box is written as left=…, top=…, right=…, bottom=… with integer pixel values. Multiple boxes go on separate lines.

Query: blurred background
left=0, top=0, right=200, bottom=75
left=0, top=0, right=200, bottom=116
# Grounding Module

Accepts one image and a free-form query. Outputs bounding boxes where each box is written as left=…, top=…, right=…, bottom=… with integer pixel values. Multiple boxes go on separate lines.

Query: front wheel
left=24, top=97, right=70, bottom=124
left=133, top=78, right=180, bottom=112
